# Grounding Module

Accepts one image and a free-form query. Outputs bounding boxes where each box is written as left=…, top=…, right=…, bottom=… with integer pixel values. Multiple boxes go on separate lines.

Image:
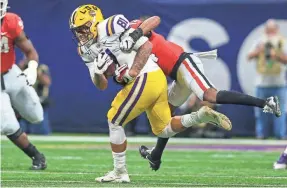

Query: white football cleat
left=273, top=153, right=287, bottom=170
left=95, top=170, right=130, bottom=183
left=273, top=162, right=287, bottom=170
left=198, top=106, right=232, bottom=131
left=263, top=96, right=281, bottom=117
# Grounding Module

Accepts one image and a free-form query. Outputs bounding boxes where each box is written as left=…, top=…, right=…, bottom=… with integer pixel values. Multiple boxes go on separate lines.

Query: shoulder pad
left=5, top=12, right=21, bottom=20
left=5, top=12, right=24, bottom=31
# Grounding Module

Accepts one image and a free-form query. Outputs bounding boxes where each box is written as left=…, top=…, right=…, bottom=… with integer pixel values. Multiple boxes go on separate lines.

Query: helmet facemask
left=71, top=17, right=98, bottom=47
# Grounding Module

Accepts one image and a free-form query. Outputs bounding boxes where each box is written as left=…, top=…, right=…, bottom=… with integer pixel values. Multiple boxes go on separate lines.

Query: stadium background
left=10, top=0, right=287, bottom=136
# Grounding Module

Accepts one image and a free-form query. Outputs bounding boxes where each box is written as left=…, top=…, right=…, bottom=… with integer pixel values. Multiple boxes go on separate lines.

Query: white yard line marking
left=50, top=156, right=83, bottom=160
left=2, top=180, right=286, bottom=187
left=2, top=170, right=287, bottom=179
left=1, top=135, right=286, bottom=145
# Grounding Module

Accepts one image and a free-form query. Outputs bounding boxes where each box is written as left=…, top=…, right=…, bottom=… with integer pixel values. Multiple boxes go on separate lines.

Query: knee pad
left=157, top=123, right=177, bottom=138
left=7, top=128, right=24, bottom=141
left=108, top=121, right=126, bottom=145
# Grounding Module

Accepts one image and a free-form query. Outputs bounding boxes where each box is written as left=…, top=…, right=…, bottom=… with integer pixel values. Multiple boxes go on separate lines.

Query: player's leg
left=147, top=76, right=233, bottom=170
left=181, top=54, right=281, bottom=117
left=96, top=73, right=151, bottom=183
left=141, top=73, right=231, bottom=171
left=147, top=80, right=191, bottom=167
left=10, top=84, right=44, bottom=124
left=1, top=91, right=46, bottom=170
left=274, top=146, right=287, bottom=170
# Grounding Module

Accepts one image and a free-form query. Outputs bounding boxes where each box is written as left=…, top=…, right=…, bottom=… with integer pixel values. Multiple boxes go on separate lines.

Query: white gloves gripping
left=94, top=52, right=114, bottom=75
left=119, top=36, right=135, bottom=53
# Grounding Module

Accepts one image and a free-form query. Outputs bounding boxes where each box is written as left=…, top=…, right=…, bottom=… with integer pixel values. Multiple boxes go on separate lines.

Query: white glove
left=94, top=52, right=113, bottom=74
left=120, top=36, right=135, bottom=53
left=23, top=60, right=38, bottom=86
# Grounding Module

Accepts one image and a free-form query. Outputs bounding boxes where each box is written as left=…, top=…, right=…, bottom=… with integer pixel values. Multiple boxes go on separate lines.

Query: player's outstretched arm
left=138, top=16, right=161, bottom=35
left=129, top=40, right=153, bottom=77
left=120, top=16, right=159, bottom=53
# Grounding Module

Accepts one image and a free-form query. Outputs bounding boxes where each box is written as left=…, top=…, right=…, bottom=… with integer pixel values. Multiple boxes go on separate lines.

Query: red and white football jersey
left=1, top=12, right=24, bottom=73
left=130, top=19, right=184, bottom=76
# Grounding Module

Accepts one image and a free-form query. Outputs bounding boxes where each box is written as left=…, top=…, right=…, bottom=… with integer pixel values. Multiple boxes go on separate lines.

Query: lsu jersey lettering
left=78, top=14, right=159, bottom=76
left=130, top=19, right=184, bottom=76
left=1, top=13, right=24, bottom=73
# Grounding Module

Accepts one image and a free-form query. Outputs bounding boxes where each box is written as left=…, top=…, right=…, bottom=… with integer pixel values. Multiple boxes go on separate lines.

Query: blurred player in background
left=274, top=146, right=287, bottom=170
left=120, top=16, right=282, bottom=171
left=18, top=56, right=52, bottom=135
left=0, top=0, right=46, bottom=170
left=248, top=19, right=287, bottom=139
left=69, top=4, right=231, bottom=183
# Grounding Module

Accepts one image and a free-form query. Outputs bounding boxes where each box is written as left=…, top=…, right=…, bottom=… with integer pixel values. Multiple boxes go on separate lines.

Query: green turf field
left=1, top=136, right=287, bottom=187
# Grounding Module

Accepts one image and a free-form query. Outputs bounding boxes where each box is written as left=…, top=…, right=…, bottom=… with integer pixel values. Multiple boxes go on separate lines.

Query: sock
left=22, top=143, right=40, bottom=159
left=283, top=147, right=287, bottom=155
left=180, top=112, right=201, bottom=128
left=112, top=151, right=126, bottom=172
left=216, top=90, right=266, bottom=108
left=151, top=137, right=169, bottom=161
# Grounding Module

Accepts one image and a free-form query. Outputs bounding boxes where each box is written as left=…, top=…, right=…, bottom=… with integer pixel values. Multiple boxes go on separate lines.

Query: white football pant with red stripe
left=168, top=54, right=214, bottom=107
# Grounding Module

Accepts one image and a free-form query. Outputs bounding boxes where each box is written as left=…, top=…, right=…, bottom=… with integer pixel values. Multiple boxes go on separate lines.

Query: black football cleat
left=30, top=153, right=47, bottom=170
left=139, top=145, right=161, bottom=171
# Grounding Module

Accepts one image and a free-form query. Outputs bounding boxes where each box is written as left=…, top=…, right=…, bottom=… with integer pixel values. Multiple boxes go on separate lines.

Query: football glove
left=23, top=60, right=38, bottom=86
left=94, top=52, right=113, bottom=74
left=114, top=64, right=135, bottom=85
left=120, top=36, right=135, bottom=53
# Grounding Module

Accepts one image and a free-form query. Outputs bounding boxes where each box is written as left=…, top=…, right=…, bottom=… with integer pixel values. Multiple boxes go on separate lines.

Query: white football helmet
left=0, top=0, right=8, bottom=19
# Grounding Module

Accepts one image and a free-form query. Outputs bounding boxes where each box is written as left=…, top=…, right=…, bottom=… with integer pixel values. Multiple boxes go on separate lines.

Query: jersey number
left=117, top=17, right=129, bottom=29
left=1, top=36, right=10, bottom=53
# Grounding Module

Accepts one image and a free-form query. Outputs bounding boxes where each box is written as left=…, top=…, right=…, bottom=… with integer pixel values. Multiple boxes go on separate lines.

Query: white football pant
left=1, top=64, right=43, bottom=135
left=168, top=54, right=214, bottom=107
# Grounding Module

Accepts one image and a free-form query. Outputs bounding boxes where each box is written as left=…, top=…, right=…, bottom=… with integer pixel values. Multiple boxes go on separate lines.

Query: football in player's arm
left=82, top=15, right=153, bottom=90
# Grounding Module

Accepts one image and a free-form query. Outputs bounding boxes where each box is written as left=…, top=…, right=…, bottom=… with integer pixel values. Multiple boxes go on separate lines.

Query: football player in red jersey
left=120, top=16, right=282, bottom=171
left=1, top=0, right=46, bottom=170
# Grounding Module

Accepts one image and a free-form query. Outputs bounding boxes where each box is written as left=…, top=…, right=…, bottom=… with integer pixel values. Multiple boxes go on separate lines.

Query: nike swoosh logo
left=1, top=32, right=7, bottom=35
left=97, top=63, right=106, bottom=70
